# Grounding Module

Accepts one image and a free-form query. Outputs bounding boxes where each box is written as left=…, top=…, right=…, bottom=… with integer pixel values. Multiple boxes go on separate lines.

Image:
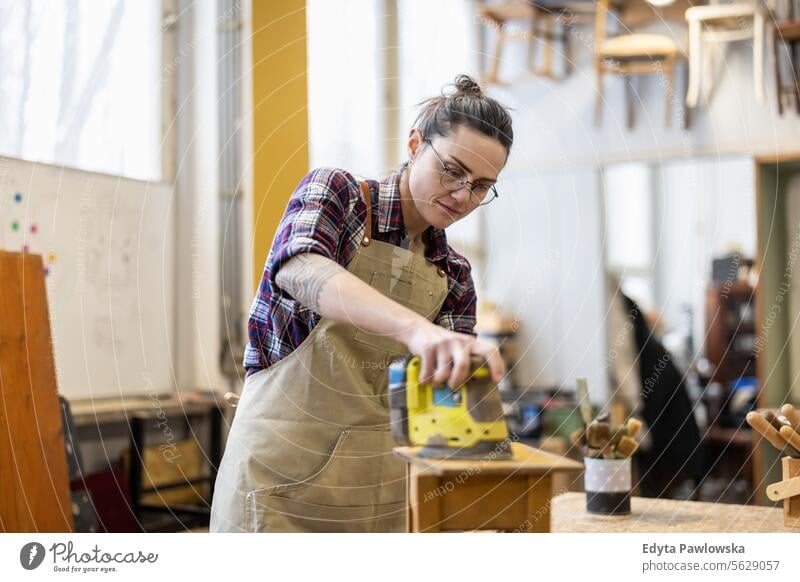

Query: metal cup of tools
left=584, top=456, right=632, bottom=515
left=572, top=379, right=639, bottom=516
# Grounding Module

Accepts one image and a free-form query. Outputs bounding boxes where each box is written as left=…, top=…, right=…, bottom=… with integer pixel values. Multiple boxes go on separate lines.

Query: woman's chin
left=428, top=214, right=456, bottom=229
left=425, top=206, right=459, bottom=228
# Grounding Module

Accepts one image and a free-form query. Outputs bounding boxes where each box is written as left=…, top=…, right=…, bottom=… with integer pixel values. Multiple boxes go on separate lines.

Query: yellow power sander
left=388, top=355, right=513, bottom=460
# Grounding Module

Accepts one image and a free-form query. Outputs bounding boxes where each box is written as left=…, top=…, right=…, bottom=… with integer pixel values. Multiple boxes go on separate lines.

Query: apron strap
left=359, top=181, right=372, bottom=246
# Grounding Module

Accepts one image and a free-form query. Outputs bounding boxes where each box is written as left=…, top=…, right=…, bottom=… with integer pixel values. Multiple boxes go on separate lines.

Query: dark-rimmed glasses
left=424, top=139, right=499, bottom=206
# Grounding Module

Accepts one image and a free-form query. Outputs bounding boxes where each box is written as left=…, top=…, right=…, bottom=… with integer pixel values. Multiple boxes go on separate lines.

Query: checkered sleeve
left=267, top=167, right=357, bottom=291
left=435, top=251, right=477, bottom=336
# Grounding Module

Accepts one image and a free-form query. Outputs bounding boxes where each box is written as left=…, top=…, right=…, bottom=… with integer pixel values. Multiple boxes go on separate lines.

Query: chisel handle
left=746, top=412, right=799, bottom=455
left=779, top=425, right=800, bottom=456
left=780, top=404, right=800, bottom=430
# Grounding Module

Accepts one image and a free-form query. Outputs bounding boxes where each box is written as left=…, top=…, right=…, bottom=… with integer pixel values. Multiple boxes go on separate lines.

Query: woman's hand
left=401, top=321, right=505, bottom=388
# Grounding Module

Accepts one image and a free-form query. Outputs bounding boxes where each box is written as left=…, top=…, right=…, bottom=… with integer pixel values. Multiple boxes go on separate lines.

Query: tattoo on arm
left=275, top=253, right=345, bottom=312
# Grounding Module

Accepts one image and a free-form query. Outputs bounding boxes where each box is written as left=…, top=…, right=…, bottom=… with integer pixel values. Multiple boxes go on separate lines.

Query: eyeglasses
left=423, top=139, right=499, bottom=207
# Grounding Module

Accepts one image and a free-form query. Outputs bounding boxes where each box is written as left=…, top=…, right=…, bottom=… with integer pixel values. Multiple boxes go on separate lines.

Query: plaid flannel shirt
left=243, top=167, right=477, bottom=377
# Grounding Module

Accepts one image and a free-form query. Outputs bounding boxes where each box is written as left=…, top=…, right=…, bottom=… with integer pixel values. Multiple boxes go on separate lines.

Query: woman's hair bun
left=453, top=74, right=483, bottom=96
left=410, top=72, right=513, bottom=155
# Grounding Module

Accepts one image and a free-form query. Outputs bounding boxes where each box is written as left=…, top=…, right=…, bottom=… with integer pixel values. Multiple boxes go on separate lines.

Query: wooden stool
left=394, top=442, right=582, bottom=532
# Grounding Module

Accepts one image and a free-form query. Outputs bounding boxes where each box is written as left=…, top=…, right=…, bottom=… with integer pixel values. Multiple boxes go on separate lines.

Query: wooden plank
left=393, top=442, right=584, bottom=477
left=755, top=153, right=800, bottom=166
left=524, top=474, right=552, bottom=532
left=618, top=0, right=699, bottom=28
left=551, top=492, right=792, bottom=532
left=69, top=393, right=221, bottom=427
left=410, top=472, right=441, bottom=532
left=438, top=475, right=530, bottom=531
left=0, top=251, right=72, bottom=532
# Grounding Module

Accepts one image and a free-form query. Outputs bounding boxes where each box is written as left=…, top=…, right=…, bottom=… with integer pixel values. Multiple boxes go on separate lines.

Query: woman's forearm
left=275, top=252, right=505, bottom=386
left=274, top=253, right=426, bottom=343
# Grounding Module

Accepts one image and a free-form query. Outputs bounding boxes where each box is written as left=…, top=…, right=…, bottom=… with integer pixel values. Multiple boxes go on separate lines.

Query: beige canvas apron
left=210, top=181, right=449, bottom=532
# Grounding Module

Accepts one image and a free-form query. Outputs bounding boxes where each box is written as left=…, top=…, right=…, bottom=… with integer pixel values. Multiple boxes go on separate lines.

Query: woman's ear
left=407, top=128, right=423, bottom=162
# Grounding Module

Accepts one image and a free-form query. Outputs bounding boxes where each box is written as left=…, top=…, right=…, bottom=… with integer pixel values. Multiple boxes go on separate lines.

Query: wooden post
left=782, top=456, right=800, bottom=527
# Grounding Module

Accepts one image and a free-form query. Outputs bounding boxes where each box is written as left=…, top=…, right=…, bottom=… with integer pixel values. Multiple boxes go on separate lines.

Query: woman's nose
left=449, top=187, right=470, bottom=207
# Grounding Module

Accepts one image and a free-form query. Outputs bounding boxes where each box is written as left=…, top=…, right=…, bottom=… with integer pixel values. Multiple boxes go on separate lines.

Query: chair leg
left=687, top=20, right=702, bottom=107
left=488, top=27, right=506, bottom=84
left=563, top=17, right=572, bottom=78
left=754, top=11, right=766, bottom=104
left=540, top=16, right=554, bottom=77
left=792, top=40, right=800, bottom=115
left=702, top=40, right=715, bottom=102
left=664, top=57, right=675, bottom=129
left=681, top=59, right=691, bottom=130
left=625, top=73, right=636, bottom=129
left=775, top=32, right=784, bottom=115
left=527, top=10, right=538, bottom=73
left=595, top=61, right=604, bottom=127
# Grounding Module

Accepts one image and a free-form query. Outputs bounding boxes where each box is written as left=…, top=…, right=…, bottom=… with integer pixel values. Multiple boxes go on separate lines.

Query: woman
left=210, top=74, right=514, bottom=532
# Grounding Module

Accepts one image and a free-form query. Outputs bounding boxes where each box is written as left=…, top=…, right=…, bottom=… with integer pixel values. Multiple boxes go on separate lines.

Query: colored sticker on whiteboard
left=47, top=251, right=57, bottom=264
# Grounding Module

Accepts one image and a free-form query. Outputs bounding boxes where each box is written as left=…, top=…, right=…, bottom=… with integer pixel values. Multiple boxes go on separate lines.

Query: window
left=306, top=0, right=382, bottom=177
left=603, top=163, right=656, bottom=309
left=305, top=0, right=484, bottom=278
left=0, top=0, right=164, bottom=182
left=307, top=0, right=479, bottom=178
left=397, top=0, right=478, bottom=153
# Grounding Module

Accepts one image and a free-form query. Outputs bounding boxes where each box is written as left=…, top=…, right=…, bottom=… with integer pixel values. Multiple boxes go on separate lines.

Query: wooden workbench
left=67, top=391, right=224, bottom=531
left=69, top=392, right=222, bottom=427
left=395, top=442, right=583, bottom=532
left=552, top=492, right=796, bottom=533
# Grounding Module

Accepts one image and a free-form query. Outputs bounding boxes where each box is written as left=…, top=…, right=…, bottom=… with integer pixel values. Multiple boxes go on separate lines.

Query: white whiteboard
left=0, top=156, right=176, bottom=399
